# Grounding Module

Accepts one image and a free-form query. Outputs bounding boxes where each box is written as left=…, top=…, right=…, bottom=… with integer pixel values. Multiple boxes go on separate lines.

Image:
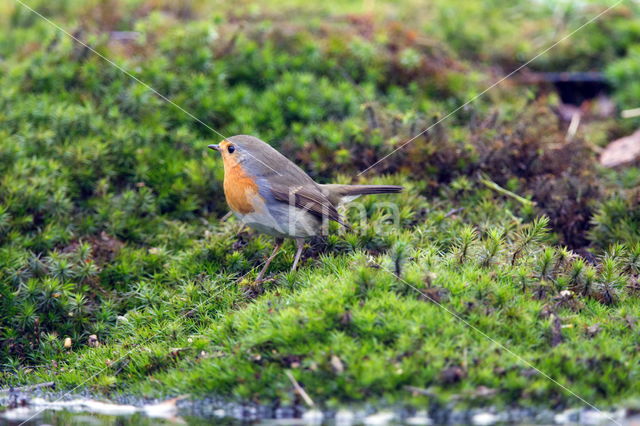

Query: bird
left=208, top=135, right=403, bottom=281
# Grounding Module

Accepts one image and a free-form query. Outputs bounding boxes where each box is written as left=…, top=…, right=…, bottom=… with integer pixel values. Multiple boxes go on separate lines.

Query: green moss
left=1, top=0, right=639, bottom=412
left=589, top=191, right=640, bottom=248
left=4, top=185, right=639, bottom=408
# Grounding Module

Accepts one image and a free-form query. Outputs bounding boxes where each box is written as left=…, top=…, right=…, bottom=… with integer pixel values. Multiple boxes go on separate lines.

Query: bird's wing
left=269, top=181, right=347, bottom=227
left=238, top=139, right=347, bottom=226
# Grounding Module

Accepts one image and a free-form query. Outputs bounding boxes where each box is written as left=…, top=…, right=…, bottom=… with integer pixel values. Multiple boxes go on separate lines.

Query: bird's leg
left=255, top=238, right=283, bottom=282
left=291, top=238, right=305, bottom=272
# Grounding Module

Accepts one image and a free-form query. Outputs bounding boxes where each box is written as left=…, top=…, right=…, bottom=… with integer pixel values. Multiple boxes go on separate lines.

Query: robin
left=208, top=135, right=403, bottom=281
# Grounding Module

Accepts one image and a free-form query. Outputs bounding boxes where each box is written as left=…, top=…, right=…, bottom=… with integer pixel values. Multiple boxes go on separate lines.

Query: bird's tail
left=320, top=184, right=403, bottom=205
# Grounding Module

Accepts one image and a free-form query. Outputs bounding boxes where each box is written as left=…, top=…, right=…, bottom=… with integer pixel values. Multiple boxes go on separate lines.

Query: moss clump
left=1, top=0, right=640, bottom=412
left=589, top=190, right=640, bottom=248
left=473, top=102, right=602, bottom=248
left=4, top=184, right=640, bottom=409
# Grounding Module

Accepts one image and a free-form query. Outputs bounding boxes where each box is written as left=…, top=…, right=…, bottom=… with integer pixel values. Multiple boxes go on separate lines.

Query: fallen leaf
left=330, top=355, right=344, bottom=374
left=552, top=290, right=583, bottom=312
left=88, top=334, right=100, bottom=347
left=586, top=323, right=601, bottom=338
left=471, top=386, right=497, bottom=398
left=439, top=366, right=466, bottom=384
left=600, top=129, right=640, bottom=168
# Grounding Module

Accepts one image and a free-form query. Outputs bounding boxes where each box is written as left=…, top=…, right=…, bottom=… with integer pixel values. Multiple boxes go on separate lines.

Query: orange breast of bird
left=222, top=158, right=260, bottom=215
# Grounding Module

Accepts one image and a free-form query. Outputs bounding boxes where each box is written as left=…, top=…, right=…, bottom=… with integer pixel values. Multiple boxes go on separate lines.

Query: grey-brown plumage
left=209, top=135, right=403, bottom=280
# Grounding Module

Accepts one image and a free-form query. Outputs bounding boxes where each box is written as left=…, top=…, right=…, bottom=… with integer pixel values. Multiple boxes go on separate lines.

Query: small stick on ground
left=565, top=112, right=581, bottom=142
left=480, top=177, right=535, bottom=207
left=444, top=207, right=464, bottom=218
left=285, top=370, right=314, bottom=407
left=404, top=385, right=436, bottom=397
left=621, top=107, right=640, bottom=119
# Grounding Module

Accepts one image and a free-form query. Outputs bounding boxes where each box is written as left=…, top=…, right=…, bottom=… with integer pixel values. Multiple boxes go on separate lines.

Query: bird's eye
left=227, top=145, right=235, bottom=154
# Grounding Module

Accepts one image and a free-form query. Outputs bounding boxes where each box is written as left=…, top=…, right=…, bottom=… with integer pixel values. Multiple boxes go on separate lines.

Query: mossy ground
left=1, top=0, right=640, bottom=412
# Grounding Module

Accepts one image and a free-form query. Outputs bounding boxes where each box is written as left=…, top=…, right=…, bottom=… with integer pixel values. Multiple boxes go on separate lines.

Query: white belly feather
left=234, top=193, right=321, bottom=238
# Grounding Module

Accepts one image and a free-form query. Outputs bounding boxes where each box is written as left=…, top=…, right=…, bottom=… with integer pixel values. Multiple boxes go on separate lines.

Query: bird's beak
left=208, top=144, right=220, bottom=152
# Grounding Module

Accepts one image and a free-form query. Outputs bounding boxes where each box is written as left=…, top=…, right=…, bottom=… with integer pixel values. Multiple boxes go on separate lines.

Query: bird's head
left=208, top=138, right=243, bottom=166
left=208, top=135, right=279, bottom=174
